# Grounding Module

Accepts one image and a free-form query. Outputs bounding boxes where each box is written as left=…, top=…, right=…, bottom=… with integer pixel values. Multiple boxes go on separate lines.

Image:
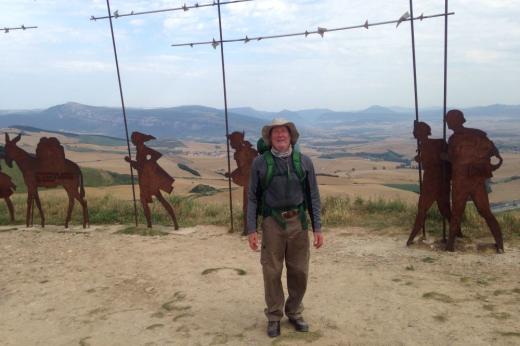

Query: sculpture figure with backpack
left=444, top=109, right=504, bottom=252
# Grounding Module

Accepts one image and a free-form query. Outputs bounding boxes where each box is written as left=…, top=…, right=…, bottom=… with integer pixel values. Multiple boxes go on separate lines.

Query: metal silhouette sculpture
left=0, top=163, right=16, bottom=222
left=226, top=131, right=258, bottom=234
left=445, top=109, right=504, bottom=253
left=3, top=134, right=89, bottom=228
left=125, top=132, right=179, bottom=229
left=407, top=121, right=454, bottom=246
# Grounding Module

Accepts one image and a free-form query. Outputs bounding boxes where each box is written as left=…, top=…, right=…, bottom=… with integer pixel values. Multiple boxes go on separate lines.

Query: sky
left=0, top=0, right=519, bottom=111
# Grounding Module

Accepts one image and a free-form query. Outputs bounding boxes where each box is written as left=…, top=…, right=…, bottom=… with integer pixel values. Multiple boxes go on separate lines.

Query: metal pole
left=442, top=0, right=449, bottom=242
left=408, top=0, right=424, bottom=237
left=216, top=0, right=235, bottom=232
left=105, top=0, right=139, bottom=227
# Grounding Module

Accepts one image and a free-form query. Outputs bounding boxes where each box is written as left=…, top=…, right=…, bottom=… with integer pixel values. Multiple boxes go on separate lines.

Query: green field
left=0, top=163, right=132, bottom=192
left=384, top=183, right=420, bottom=194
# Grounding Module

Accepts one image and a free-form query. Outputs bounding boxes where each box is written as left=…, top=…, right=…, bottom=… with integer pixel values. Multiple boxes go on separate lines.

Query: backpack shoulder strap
left=262, top=151, right=275, bottom=190
left=292, top=149, right=304, bottom=180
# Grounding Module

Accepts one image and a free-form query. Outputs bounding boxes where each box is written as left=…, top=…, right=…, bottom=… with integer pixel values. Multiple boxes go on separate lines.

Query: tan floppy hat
left=261, top=118, right=299, bottom=146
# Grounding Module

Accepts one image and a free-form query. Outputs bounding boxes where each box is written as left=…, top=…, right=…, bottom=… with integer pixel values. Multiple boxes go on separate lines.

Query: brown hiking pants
left=260, top=215, right=310, bottom=321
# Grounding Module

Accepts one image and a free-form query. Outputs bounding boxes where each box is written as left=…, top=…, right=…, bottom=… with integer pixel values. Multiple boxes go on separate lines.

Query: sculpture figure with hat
left=225, top=131, right=258, bottom=234
left=444, top=109, right=504, bottom=252
left=125, top=131, right=179, bottom=229
left=407, top=120, right=455, bottom=245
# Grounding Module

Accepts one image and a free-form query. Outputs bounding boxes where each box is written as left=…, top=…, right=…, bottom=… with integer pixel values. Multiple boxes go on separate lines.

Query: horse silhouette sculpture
left=226, top=131, right=258, bottom=234
left=0, top=164, right=16, bottom=222
left=4, top=134, right=89, bottom=228
left=125, top=131, right=179, bottom=229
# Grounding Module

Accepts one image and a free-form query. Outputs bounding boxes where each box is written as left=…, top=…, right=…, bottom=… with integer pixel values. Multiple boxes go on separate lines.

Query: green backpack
left=256, top=138, right=309, bottom=230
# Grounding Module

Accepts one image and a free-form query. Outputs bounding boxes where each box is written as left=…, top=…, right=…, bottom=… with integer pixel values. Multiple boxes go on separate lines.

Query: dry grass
left=0, top=194, right=243, bottom=231
left=1, top=193, right=518, bottom=240
left=320, top=196, right=520, bottom=240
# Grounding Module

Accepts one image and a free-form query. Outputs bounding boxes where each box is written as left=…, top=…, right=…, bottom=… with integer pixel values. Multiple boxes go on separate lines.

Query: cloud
left=129, top=18, right=146, bottom=26
left=1, top=0, right=519, bottom=109
left=464, top=49, right=499, bottom=64
left=53, top=60, right=113, bottom=73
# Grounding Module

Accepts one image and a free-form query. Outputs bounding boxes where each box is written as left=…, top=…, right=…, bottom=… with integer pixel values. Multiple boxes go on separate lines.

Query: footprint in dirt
left=162, top=291, right=191, bottom=312
left=79, top=336, right=92, bottom=346
left=149, top=291, right=196, bottom=328
left=176, top=324, right=199, bottom=338
left=201, top=267, right=247, bottom=278
left=145, top=323, right=164, bottom=330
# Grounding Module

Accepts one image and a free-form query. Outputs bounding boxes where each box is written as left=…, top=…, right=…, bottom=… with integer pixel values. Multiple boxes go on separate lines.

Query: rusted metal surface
left=125, top=132, right=179, bottom=229
left=0, top=167, right=16, bottom=222
left=226, top=131, right=258, bottom=234
left=4, top=134, right=89, bottom=228
left=407, top=121, right=452, bottom=245
left=445, top=109, right=504, bottom=253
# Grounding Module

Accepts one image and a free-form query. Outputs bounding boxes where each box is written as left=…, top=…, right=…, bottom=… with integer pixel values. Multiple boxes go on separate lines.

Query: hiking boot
left=267, top=321, right=280, bottom=337
left=288, top=318, right=309, bottom=332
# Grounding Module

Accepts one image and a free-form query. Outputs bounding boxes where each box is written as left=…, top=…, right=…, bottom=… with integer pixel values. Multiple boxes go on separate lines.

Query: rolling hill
left=0, top=102, right=518, bottom=140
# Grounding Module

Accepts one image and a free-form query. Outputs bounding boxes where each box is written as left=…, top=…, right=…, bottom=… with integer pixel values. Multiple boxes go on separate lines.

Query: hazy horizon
left=2, top=101, right=519, bottom=114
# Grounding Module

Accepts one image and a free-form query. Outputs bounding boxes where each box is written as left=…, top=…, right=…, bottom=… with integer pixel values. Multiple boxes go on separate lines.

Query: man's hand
left=313, top=232, right=324, bottom=249
left=248, top=232, right=259, bottom=251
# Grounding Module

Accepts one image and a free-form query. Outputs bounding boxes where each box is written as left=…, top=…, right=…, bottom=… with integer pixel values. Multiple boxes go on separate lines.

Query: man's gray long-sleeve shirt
left=246, top=152, right=322, bottom=233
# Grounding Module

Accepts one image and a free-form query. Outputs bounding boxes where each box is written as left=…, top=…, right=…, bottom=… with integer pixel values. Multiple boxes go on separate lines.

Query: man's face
left=270, top=126, right=291, bottom=152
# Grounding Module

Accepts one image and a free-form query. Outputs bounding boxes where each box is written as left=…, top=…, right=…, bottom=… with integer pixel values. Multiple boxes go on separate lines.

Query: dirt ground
left=1, top=225, right=519, bottom=346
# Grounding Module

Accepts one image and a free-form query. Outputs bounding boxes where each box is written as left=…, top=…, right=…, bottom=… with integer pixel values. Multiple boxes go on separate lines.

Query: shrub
left=177, top=163, right=200, bottom=176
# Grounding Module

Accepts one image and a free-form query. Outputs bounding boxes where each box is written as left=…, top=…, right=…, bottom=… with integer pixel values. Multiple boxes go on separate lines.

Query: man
left=445, top=109, right=504, bottom=252
left=407, top=121, right=453, bottom=245
left=247, top=118, right=323, bottom=338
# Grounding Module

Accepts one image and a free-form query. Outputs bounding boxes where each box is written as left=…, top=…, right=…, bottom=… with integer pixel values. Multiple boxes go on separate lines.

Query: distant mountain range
left=0, top=102, right=518, bottom=140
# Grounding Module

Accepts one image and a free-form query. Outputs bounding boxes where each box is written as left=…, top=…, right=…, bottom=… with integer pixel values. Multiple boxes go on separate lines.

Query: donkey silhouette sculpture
left=4, top=134, right=89, bottom=228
